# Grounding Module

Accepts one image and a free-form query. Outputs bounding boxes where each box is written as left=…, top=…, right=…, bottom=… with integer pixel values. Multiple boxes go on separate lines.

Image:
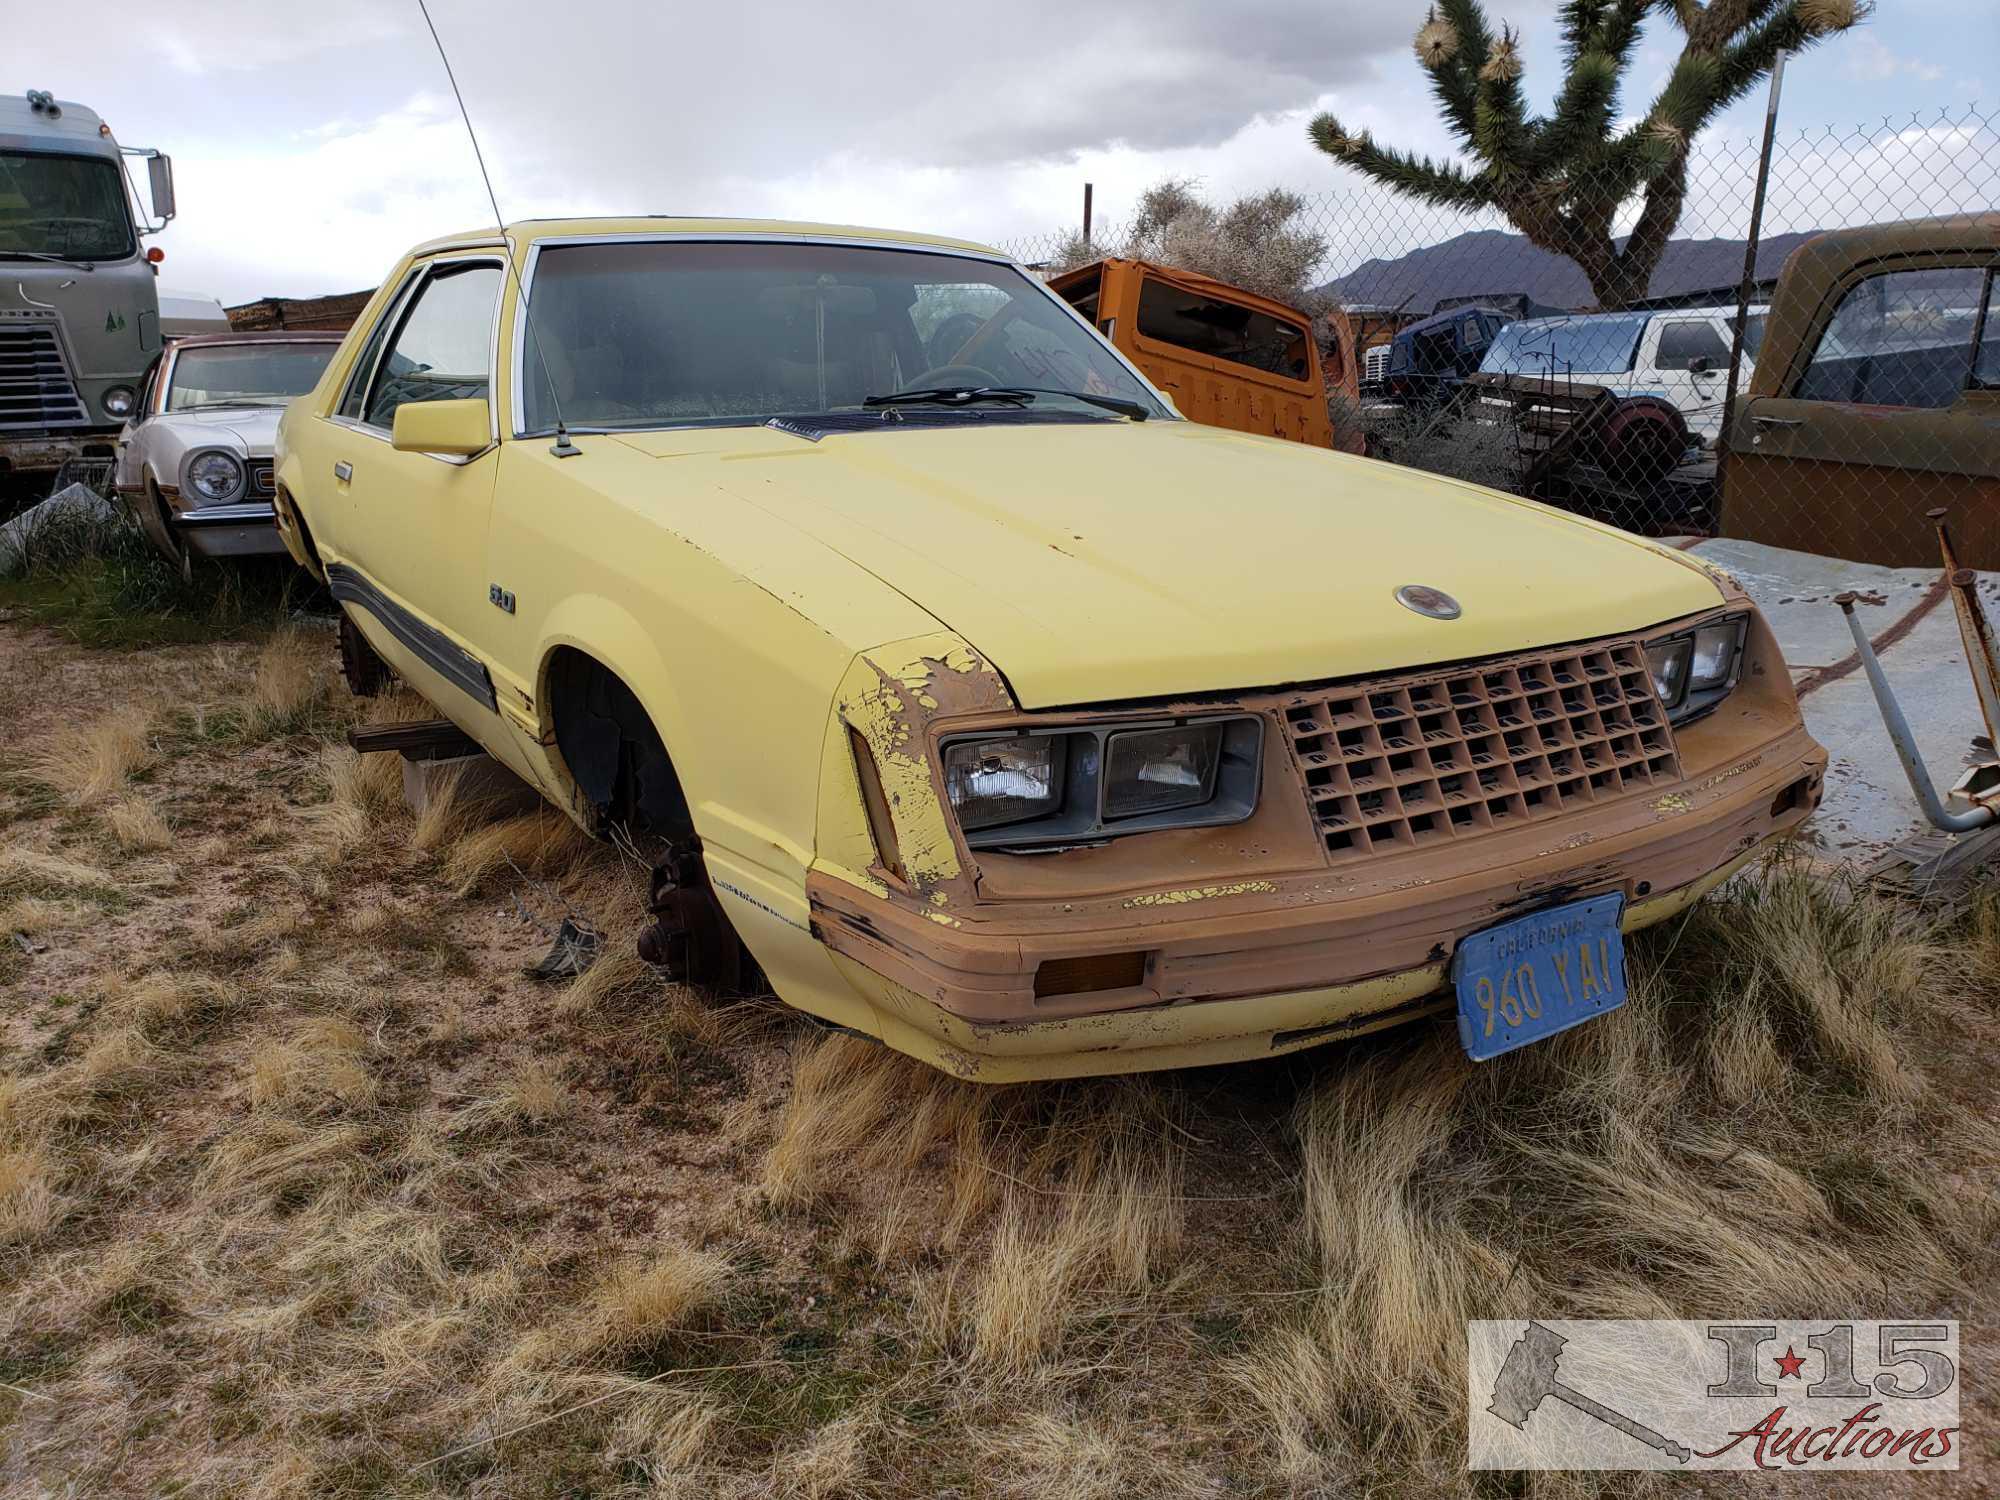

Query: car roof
left=1654, top=304, right=1770, bottom=318
left=1397, top=305, right=1514, bottom=338
left=167, top=331, right=347, bottom=348
left=406, top=217, right=1008, bottom=260
left=1048, top=256, right=1320, bottom=326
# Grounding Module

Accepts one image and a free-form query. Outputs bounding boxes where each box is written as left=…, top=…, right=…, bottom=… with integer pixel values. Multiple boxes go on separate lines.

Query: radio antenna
left=416, top=0, right=579, bottom=457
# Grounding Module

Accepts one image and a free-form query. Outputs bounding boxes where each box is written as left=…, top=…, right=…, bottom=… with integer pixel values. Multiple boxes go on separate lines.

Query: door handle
left=334, top=460, right=353, bottom=481
left=1751, top=415, right=1802, bottom=429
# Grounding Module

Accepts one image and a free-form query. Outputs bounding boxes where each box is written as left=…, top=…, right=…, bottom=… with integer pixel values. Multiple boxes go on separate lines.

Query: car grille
left=245, top=458, right=276, bottom=498
left=1284, top=638, right=1682, bottom=865
left=0, top=315, right=89, bottom=431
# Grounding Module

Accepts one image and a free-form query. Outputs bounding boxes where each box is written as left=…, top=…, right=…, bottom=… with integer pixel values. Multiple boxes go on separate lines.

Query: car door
left=113, top=350, right=164, bottom=497
left=1650, top=318, right=1734, bottom=442
left=1725, top=262, right=1997, bottom=566
left=312, top=254, right=509, bottom=719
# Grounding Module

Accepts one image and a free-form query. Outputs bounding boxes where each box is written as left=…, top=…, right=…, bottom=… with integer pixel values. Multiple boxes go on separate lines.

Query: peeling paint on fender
left=1124, top=880, right=1278, bottom=908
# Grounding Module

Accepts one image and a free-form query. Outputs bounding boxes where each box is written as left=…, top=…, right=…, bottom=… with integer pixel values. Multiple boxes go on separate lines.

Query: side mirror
left=391, top=398, right=491, bottom=456
left=146, top=155, right=176, bottom=223
left=1688, top=355, right=1714, bottom=375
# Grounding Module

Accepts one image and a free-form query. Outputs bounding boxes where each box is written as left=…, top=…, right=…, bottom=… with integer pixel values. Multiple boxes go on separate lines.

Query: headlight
left=943, top=735, right=1067, bottom=831
left=1645, top=614, right=1748, bottom=724
left=1688, top=619, right=1746, bottom=690
left=1645, top=636, right=1693, bottom=709
left=101, top=385, right=136, bottom=419
left=1104, top=723, right=1222, bottom=819
left=187, top=451, right=245, bottom=503
left=940, top=716, right=1262, bottom=851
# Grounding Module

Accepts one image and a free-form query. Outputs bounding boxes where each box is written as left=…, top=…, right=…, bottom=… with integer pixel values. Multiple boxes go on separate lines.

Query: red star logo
left=1774, top=1345, right=1807, bottom=1380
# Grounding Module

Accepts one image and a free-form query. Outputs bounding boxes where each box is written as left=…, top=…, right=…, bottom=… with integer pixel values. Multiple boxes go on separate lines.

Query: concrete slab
left=1675, top=536, right=1999, bottom=865
left=401, top=752, right=542, bottom=822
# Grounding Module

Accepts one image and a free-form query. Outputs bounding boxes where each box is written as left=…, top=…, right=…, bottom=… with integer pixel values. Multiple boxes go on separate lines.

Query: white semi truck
left=0, top=89, right=175, bottom=505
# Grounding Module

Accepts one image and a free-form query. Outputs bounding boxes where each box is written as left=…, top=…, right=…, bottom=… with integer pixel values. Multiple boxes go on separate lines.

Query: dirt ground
left=0, top=608, right=1995, bottom=1498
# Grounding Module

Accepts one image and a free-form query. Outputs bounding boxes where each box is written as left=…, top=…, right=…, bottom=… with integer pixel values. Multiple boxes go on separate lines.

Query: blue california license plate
left=1453, top=891, right=1628, bottom=1060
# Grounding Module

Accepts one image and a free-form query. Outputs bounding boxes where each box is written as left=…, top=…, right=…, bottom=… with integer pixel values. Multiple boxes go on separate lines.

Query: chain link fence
left=996, top=103, right=1997, bottom=566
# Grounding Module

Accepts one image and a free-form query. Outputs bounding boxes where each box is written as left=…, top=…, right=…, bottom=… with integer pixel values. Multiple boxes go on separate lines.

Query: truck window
left=1796, top=266, right=1986, bottom=408
left=1654, top=321, right=1730, bottom=370
left=1136, top=278, right=1310, bottom=382
left=0, top=150, right=136, bottom=260
left=364, top=262, right=501, bottom=429
left=1056, top=266, right=1104, bottom=325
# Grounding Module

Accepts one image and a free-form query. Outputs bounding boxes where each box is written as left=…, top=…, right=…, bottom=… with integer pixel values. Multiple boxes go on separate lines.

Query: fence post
left=1715, top=50, right=1788, bottom=531
left=1082, top=182, right=1094, bottom=251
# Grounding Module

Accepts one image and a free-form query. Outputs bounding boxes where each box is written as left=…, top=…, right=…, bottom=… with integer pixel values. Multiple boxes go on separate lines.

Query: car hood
left=154, top=405, right=281, bottom=453
left=614, top=421, right=1723, bottom=709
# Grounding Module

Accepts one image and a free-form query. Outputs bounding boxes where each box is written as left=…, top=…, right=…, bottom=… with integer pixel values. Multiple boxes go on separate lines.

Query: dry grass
left=0, top=1143, right=64, bottom=1244
left=1, top=894, right=87, bottom=937
left=581, top=1246, right=735, bottom=1357
left=2, top=627, right=1996, bottom=1497
left=1217, top=859, right=2000, bottom=1492
left=244, top=624, right=338, bottom=737
left=247, top=1016, right=375, bottom=1112
left=17, top=703, right=153, bottom=806
left=442, top=808, right=597, bottom=896
left=0, top=847, right=114, bottom=890
left=104, top=797, right=172, bottom=852
left=448, top=1057, right=576, bottom=1136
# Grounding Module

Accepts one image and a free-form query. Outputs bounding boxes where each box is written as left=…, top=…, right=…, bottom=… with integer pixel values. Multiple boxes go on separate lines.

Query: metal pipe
left=1929, top=507, right=2000, bottom=747
left=1714, top=50, right=1788, bottom=528
left=1834, top=591, right=1995, bottom=833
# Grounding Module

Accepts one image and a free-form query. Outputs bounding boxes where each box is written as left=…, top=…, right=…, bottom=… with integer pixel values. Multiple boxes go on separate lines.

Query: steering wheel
left=925, top=313, right=985, bottom=368
left=903, top=363, right=1007, bottom=391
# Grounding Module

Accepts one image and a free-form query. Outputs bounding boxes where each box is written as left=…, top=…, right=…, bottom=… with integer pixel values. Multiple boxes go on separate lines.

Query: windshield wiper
left=0, top=249, right=96, bottom=270
left=862, top=385, right=1148, bottom=420
left=171, top=399, right=293, bottom=412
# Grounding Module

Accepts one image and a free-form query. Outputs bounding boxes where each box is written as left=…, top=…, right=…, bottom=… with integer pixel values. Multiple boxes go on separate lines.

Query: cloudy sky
left=13, top=0, right=1995, bottom=303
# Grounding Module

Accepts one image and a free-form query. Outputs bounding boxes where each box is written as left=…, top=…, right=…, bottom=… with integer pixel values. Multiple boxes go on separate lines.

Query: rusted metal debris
left=523, top=916, right=603, bottom=981
left=346, top=718, right=480, bottom=759
left=638, top=841, right=754, bottom=992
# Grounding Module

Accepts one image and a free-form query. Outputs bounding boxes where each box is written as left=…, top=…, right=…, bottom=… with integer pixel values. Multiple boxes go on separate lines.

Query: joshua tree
left=1309, top=0, right=1869, bottom=309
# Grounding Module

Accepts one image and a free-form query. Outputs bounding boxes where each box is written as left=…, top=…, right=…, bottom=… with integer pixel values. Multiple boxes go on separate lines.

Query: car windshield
left=1480, top=314, right=1649, bottom=376
left=518, top=240, right=1168, bottom=433
left=166, top=343, right=337, bottom=410
left=0, top=150, right=136, bottom=260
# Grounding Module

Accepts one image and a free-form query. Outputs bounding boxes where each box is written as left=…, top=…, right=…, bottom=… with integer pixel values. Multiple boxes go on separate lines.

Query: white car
left=113, top=331, right=341, bottom=566
left=1476, top=305, right=1767, bottom=445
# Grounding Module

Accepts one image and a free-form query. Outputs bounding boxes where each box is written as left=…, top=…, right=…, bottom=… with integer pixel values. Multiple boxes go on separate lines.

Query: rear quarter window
left=1136, top=278, right=1312, bottom=383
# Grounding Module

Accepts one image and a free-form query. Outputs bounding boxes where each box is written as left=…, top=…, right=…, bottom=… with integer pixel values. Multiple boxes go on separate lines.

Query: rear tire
left=338, top=609, right=391, bottom=697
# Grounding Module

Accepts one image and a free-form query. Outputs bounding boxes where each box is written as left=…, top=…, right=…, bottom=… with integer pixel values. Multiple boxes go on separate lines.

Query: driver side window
left=363, top=261, right=501, bottom=430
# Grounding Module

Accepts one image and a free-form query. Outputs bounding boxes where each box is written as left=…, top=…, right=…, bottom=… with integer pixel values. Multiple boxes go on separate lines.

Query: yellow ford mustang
left=275, top=218, right=1826, bottom=1082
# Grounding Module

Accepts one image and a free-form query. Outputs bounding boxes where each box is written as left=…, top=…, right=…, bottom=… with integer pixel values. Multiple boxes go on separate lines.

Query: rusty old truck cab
left=1723, top=214, right=1999, bottom=567
left=1050, top=257, right=1360, bottom=452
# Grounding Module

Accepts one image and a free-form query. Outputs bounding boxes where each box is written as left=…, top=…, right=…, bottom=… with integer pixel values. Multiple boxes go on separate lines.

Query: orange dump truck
left=1051, top=257, right=1361, bottom=453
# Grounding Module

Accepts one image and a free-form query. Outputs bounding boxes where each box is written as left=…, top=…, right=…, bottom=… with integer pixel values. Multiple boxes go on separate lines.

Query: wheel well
left=274, top=484, right=326, bottom=581
left=546, top=649, right=695, bottom=838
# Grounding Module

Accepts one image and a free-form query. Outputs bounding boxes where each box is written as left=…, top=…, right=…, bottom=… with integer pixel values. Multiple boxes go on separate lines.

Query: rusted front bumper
left=807, top=721, right=1824, bottom=1081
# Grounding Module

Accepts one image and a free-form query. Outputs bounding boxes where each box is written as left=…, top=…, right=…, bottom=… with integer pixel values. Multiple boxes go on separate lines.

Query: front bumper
left=173, top=501, right=287, bottom=559
left=808, top=721, right=1824, bottom=1081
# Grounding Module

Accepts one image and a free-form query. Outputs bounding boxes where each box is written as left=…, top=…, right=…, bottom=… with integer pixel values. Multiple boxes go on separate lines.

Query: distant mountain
left=1318, top=227, right=1824, bottom=314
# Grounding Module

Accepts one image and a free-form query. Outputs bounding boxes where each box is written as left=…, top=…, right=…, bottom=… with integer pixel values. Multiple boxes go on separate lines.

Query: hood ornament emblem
left=1395, top=584, right=1461, bottom=620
